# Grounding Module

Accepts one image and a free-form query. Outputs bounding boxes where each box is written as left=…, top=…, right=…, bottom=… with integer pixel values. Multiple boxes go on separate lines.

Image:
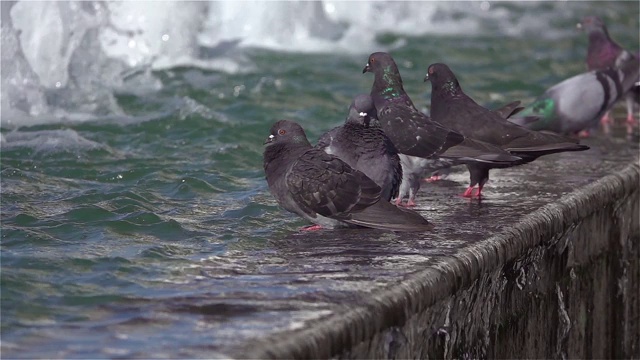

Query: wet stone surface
left=221, top=132, right=638, bottom=356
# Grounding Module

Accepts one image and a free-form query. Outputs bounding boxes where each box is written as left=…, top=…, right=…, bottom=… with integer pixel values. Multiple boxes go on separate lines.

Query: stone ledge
left=239, top=162, right=640, bottom=359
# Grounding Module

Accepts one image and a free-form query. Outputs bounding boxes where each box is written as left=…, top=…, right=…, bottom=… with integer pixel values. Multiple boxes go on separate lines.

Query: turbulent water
left=1, top=1, right=639, bottom=358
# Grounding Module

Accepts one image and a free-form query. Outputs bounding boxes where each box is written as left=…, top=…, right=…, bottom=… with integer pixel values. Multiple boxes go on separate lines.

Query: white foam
left=1, top=129, right=110, bottom=154
left=1, top=0, right=591, bottom=128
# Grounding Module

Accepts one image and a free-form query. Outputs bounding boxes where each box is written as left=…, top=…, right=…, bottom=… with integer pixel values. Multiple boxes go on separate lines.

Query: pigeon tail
left=439, top=137, right=521, bottom=164
left=346, top=200, right=434, bottom=232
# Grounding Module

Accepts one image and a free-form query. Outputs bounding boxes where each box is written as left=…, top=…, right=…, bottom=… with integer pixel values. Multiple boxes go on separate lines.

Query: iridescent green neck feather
left=377, top=65, right=405, bottom=100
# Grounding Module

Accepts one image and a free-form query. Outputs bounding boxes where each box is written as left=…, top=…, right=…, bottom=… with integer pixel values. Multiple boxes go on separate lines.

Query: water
left=1, top=1, right=639, bottom=358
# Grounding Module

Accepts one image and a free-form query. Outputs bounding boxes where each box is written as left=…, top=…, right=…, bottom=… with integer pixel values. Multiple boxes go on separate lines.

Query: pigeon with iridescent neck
left=264, top=120, right=433, bottom=231
left=510, top=56, right=639, bottom=136
left=425, top=63, right=590, bottom=198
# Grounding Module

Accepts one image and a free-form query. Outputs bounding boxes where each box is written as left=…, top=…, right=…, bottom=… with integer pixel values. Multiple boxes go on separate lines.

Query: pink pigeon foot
left=424, top=174, right=441, bottom=182
left=300, top=224, right=322, bottom=231
left=577, top=129, right=591, bottom=138
left=394, top=198, right=416, bottom=207
left=626, top=114, right=638, bottom=135
left=462, top=186, right=475, bottom=198
left=600, top=112, right=613, bottom=134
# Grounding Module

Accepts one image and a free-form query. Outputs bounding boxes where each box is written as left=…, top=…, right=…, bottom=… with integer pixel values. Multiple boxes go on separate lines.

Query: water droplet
left=162, top=34, right=169, bottom=42
left=324, top=3, right=336, bottom=13
left=480, top=1, right=490, bottom=11
left=117, top=174, right=123, bottom=179
left=128, top=40, right=136, bottom=48
left=55, top=81, right=62, bottom=88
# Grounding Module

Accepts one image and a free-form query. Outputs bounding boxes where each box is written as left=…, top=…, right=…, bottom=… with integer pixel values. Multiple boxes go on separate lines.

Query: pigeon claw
left=626, top=114, right=638, bottom=135
left=600, top=112, right=613, bottom=134
left=462, top=186, right=475, bottom=198
left=300, top=225, right=322, bottom=231
left=393, top=198, right=417, bottom=207
left=577, top=129, right=591, bottom=138
left=424, top=174, right=441, bottom=182
left=461, top=186, right=484, bottom=199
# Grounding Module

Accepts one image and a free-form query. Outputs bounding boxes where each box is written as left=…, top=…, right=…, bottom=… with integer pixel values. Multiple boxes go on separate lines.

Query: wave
left=0, top=1, right=624, bottom=128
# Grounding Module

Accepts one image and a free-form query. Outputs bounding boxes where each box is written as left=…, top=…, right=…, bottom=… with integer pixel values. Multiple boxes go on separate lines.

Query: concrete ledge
left=242, top=162, right=640, bottom=359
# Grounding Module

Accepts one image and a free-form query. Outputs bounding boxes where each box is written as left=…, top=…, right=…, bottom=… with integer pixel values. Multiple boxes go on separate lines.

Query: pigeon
left=394, top=101, right=530, bottom=205
left=425, top=63, right=590, bottom=198
left=263, top=119, right=434, bottom=231
left=420, top=100, right=526, bottom=183
left=316, top=94, right=401, bottom=202
left=509, top=56, right=640, bottom=136
left=362, top=52, right=520, bottom=204
left=577, top=15, right=639, bottom=134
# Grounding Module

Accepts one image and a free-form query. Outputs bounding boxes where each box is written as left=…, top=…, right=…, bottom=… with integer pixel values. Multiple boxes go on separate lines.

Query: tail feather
left=346, top=201, right=434, bottom=232
left=439, top=137, right=521, bottom=164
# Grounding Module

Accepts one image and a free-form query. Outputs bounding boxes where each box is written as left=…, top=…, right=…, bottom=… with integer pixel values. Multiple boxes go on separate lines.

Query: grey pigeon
left=405, top=100, right=528, bottom=195
left=510, top=56, right=640, bottom=136
left=316, top=94, right=401, bottom=202
left=425, top=63, right=590, bottom=198
left=362, top=52, right=520, bottom=204
left=578, top=15, right=639, bottom=134
left=263, top=120, right=433, bottom=231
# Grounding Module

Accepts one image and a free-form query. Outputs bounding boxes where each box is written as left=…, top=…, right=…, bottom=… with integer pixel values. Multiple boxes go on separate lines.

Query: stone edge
left=237, top=162, right=640, bottom=359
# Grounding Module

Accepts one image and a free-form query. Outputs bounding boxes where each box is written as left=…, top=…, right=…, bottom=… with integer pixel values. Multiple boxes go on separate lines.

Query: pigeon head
left=346, top=94, right=378, bottom=127
left=577, top=16, right=607, bottom=35
left=362, top=52, right=406, bottom=100
left=264, top=120, right=311, bottom=147
left=362, top=52, right=398, bottom=74
left=424, top=63, right=462, bottom=96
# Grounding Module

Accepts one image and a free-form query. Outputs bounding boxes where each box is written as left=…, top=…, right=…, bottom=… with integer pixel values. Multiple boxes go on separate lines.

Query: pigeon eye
left=278, top=129, right=286, bottom=135
left=428, top=67, right=434, bottom=74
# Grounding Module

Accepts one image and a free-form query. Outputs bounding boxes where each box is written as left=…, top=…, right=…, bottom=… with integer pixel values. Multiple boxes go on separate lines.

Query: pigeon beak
left=423, top=73, right=430, bottom=82
left=264, top=134, right=275, bottom=145
left=362, top=63, right=370, bottom=74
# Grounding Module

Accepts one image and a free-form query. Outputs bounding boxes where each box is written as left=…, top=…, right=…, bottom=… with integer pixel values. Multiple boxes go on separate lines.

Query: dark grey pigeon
left=425, top=63, right=590, bottom=198
left=362, top=52, right=520, bottom=204
left=578, top=15, right=639, bottom=134
left=510, top=56, right=639, bottom=136
left=395, top=100, right=530, bottom=205
left=263, top=120, right=433, bottom=231
left=316, top=94, right=401, bottom=202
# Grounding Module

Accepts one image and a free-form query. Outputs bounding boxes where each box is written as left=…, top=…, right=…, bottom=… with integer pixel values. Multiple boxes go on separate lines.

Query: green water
left=1, top=2, right=639, bottom=357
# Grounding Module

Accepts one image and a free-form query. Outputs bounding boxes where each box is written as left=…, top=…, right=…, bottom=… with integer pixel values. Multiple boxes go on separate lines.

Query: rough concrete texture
left=243, top=161, right=639, bottom=359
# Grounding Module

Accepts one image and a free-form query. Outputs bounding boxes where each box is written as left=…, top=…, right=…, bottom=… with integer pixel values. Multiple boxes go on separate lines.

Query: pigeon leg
left=577, top=129, right=591, bottom=138
left=300, top=225, right=322, bottom=231
left=394, top=197, right=404, bottom=206
left=474, top=185, right=484, bottom=198
left=462, top=186, right=475, bottom=198
left=626, top=113, right=638, bottom=135
left=425, top=174, right=441, bottom=182
left=600, top=111, right=613, bottom=134
left=405, top=198, right=417, bottom=207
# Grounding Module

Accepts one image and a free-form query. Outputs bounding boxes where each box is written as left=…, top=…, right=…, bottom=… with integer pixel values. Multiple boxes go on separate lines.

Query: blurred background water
left=1, top=1, right=639, bottom=358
